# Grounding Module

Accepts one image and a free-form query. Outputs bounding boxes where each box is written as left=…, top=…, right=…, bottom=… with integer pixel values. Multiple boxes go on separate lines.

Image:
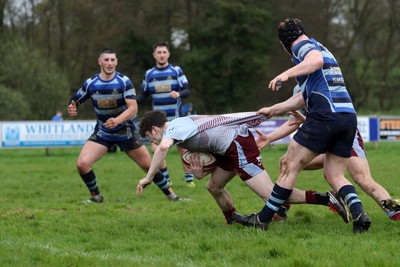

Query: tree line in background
left=0, top=0, right=399, bottom=120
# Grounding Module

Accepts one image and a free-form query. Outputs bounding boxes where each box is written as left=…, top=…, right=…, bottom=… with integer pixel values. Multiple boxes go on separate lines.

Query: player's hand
left=136, top=177, right=152, bottom=196
left=268, top=74, right=289, bottom=91
left=255, top=129, right=272, bottom=150
left=67, top=101, right=78, bottom=117
left=188, top=153, right=206, bottom=179
left=256, top=107, right=273, bottom=119
left=287, top=110, right=306, bottom=126
left=104, top=118, right=119, bottom=129
left=170, top=91, right=180, bottom=99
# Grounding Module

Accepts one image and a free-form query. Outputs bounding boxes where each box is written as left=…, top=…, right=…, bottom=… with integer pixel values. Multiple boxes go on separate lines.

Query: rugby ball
left=181, top=151, right=217, bottom=171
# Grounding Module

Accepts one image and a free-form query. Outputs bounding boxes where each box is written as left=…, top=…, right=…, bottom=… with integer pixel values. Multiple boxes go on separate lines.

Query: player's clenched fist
left=68, top=101, right=78, bottom=116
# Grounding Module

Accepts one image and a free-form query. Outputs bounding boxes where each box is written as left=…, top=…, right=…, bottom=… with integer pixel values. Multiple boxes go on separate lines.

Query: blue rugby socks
left=185, top=173, right=194, bottom=183
left=153, top=171, right=177, bottom=200
left=258, top=184, right=293, bottom=223
left=80, top=170, right=100, bottom=196
left=338, top=185, right=365, bottom=218
left=160, top=167, right=170, bottom=183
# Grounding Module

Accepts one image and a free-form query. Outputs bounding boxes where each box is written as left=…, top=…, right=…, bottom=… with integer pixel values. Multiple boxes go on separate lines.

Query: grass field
left=0, top=142, right=399, bottom=267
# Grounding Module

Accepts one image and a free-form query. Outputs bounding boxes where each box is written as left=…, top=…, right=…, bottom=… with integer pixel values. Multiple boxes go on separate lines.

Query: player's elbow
left=157, top=143, right=171, bottom=153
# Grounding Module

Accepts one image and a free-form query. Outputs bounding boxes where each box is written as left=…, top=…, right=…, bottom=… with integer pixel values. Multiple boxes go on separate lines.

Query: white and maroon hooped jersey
left=163, top=112, right=266, bottom=155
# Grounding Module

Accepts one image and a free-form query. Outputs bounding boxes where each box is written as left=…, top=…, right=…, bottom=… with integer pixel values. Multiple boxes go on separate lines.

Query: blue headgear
left=278, top=18, right=306, bottom=54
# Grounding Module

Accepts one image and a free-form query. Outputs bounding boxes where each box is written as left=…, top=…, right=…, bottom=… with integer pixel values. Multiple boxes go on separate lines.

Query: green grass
left=0, top=143, right=399, bottom=266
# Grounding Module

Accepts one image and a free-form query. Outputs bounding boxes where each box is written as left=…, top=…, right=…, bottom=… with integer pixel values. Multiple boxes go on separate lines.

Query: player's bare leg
left=77, top=141, right=109, bottom=203
left=302, top=154, right=325, bottom=170
left=235, top=141, right=364, bottom=231
left=347, top=157, right=399, bottom=220
left=125, top=145, right=153, bottom=171
left=305, top=154, right=399, bottom=220
left=77, top=141, right=109, bottom=174
left=324, top=152, right=371, bottom=232
left=206, top=167, right=236, bottom=224
left=347, top=157, right=390, bottom=206
left=244, top=170, right=308, bottom=204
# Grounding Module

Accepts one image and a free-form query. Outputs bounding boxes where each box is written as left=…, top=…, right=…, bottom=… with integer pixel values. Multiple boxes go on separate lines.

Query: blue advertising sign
left=1, top=121, right=96, bottom=148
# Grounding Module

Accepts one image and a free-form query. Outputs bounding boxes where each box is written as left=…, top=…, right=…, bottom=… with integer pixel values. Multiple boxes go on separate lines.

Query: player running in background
left=67, top=48, right=188, bottom=203
left=136, top=110, right=348, bottom=226
left=233, top=18, right=371, bottom=233
left=136, top=42, right=195, bottom=187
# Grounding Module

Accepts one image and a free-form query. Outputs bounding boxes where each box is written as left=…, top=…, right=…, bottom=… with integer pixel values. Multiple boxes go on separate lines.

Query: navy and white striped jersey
left=72, top=72, right=137, bottom=141
left=292, top=38, right=355, bottom=115
left=292, top=84, right=365, bottom=158
left=141, top=64, right=189, bottom=120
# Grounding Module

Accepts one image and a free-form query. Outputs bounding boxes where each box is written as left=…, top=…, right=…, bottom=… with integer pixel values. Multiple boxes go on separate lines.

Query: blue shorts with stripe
left=88, top=126, right=143, bottom=152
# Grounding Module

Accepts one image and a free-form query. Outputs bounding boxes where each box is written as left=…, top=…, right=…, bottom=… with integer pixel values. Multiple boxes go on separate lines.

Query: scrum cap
left=278, top=18, right=306, bottom=54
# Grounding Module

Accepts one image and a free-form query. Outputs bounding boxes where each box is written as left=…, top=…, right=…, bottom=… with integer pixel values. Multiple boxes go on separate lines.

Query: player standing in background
left=136, top=42, right=195, bottom=187
left=136, top=110, right=348, bottom=226
left=233, top=18, right=371, bottom=233
left=67, top=48, right=188, bottom=203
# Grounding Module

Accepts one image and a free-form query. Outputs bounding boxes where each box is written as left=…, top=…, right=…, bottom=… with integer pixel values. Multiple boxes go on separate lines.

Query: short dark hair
left=139, top=110, right=168, bottom=138
left=99, top=48, right=116, bottom=57
left=152, top=42, right=169, bottom=51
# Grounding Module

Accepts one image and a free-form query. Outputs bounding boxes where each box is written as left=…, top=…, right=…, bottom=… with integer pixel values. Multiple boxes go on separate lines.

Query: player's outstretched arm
left=136, top=138, right=173, bottom=196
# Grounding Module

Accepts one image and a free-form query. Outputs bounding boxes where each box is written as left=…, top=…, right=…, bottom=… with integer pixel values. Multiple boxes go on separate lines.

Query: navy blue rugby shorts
left=293, top=112, right=357, bottom=158
left=88, top=129, right=143, bottom=152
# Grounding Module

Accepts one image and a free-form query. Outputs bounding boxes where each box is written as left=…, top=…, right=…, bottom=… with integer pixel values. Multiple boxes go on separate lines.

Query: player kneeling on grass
left=136, top=110, right=349, bottom=225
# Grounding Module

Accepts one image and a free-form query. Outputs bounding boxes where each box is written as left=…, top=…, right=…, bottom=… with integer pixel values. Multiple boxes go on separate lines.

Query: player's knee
left=206, top=180, right=221, bottom=194
left=206, top=181, right=214, bottom=192
left=279, top=156, right=290, bottom=173
left=279, top=153, right=290, bottom=167
left=279, top=154, right=286, bottom=165
left=77, top=157, right=92, bottom=173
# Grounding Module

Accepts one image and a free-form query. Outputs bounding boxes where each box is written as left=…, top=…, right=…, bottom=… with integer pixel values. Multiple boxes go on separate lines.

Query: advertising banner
left=357, top=117, right=379, bottom=142
left=1, top=121, right=96, bottom=148
left=379, top=118, right=400, bottom=141
left=0, top=116, right=392, bottom=148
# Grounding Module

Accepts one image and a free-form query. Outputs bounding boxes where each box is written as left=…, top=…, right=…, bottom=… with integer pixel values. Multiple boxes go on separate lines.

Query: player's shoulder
left=293, top=39, right=317, bottom=57
left=88, top=73, right=99, bottom=81
left=83, top=74, right=99, bottom=87
left=169, top=64, right=183, bottom=72
left=167, top=116, right=192, bottom=129
left=144, top=66, right=157, bottom=76
left=115, top=71, right=127, bottom=79
left=115, top=72, right=132, bottom=82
